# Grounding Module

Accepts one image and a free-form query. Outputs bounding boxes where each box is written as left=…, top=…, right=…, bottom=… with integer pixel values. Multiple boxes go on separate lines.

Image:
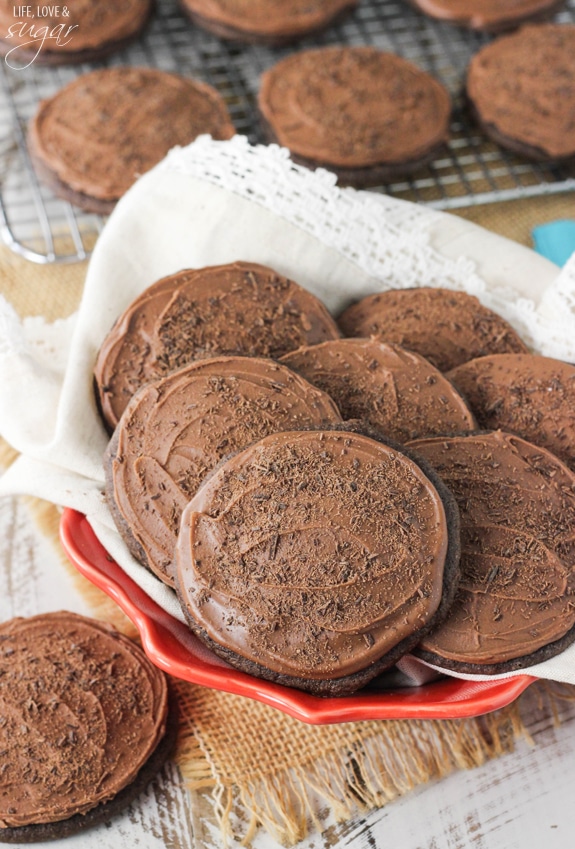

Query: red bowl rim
left=59, top=507, right=534, bottom=725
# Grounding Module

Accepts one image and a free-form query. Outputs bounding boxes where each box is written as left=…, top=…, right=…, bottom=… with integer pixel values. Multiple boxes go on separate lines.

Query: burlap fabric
left=1, top=192, right=574, bottom=845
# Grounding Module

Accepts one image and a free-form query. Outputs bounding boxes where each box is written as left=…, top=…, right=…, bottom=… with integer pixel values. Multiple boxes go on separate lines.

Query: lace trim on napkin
left=161, top=135, right=575, bottom=360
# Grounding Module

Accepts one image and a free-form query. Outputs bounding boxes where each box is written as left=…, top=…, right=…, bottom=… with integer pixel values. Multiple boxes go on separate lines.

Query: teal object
left=532, top=219, right=575, bottom=267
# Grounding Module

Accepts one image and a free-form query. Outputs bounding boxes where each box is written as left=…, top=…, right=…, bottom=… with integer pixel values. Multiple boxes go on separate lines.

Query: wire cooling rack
left=1, top=0, right=575, bottom=263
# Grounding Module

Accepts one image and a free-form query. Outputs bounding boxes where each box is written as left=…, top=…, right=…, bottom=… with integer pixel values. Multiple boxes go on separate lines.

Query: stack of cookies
left=94, top=262, right=575, bottom=696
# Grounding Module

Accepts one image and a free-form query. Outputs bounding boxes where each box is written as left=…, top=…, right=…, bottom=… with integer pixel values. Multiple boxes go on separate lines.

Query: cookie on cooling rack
left=175, top=424, right=461, bottom=696
left=338, top=288, right=529, bottom=372
left=467, top=24, right=575, bottom=161
left=28, top=66, right=235, bottom=214
left=178, top=0, right=359, bottom=45
left=280, top=338, right=477, bottom=443
left=94, top=261, right=341, bottom=433
left=409, top=431, right=575, bottom=674
left=105, top=356, right=342, bottom=586
left=258, top=46, right=451, bottom=187
left=448, top=353, right=575, bottom=473
left=0, top=0, right=153, bottom=66
left=0, top=611, right=175, bottom=843
left=406, top=0, right=566, bottom=33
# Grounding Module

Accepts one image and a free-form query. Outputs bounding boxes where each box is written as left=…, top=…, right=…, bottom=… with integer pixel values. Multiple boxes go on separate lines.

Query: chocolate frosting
left=0, top=0, right=151, bottom=53
left=180, top=0, right=358, bottom=40
left=0, top=612, right=168, bottom=829
left=408, top=0, right=565, bottom=32
left=410, top=431, right=575, bottom=667
left=281, top=339, right=476, bottom=443
left=28, top=67, right=235, bottom=203
left=176, top=429, right=449, bottom=681
left=107, top=356, right=342, bottom=586
left=448, top=353, right=575, bottom=473
left=258, top=47, right=451, bottom=168
left=338, top=287, right=528, bottom=373
left=467, top=24, right=575, bottom=159
left=94, top=261, right=341, bottom=432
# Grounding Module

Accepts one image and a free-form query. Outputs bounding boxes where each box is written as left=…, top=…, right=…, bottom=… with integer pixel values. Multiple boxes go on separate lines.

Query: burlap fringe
left=176, top=680, right=575, bottom=848
left=176, top=700, right=526, bottom=847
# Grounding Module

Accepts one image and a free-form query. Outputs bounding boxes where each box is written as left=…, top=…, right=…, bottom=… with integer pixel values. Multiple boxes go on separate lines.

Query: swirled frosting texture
left=467, top=24, right=575, bottom=159
left=448, top=354, right=575, bottom=473
left=408, top=0, right=565, bottom=32
left=258, top=47, right=451, bottom=168
left=448, top=354, right=575, bottom=471
left=94, top=262, right=341, bottom=432
left=0, top=612, right=168, bottom=829
left=410, top=432, right=575, bottom=667
left=107, top=356, right=342, bottom=585
left=281, top=339, right=476, bottom=442
left=0, top=0, right=151, bottom=54
left=176, top=430, right=449, bottom=682
left=338, top=287, right=528, bottom=372
left=29, top=67, right=235, bottom=203
left=179, top=0, right=358, bottom=40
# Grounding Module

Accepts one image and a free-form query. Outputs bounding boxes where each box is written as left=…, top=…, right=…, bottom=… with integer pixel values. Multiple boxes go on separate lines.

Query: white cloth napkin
left=1, top=135, right=575, bottom=683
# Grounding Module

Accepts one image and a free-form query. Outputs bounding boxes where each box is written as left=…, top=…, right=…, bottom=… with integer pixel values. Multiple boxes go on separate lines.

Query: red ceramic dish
left=59, top=508, right=534, bottom=725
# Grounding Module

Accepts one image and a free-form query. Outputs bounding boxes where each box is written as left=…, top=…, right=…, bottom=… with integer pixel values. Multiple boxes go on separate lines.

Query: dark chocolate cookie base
left=0, top=696, right=177, bottom=844
left=468, top=99, right=575, bottom=162
left=175, top=420, right=461, bottom=697
left=103, top=422, right=176, bottom=588
left=416, top=619, right=575, bottom=675
left=260, top=115, right=449, bottom=187
left=177, top=0, right=358, bottom=45
left=28, top=137, right=116, bottom=215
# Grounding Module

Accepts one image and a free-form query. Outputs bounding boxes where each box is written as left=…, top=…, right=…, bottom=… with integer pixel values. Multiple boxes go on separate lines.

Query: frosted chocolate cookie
left=281, top=339, right=476, bottom=442
left=407, top=0, right=565, bottom=33
left=467, top=24, right=575, bottom=161
left=0, top=612, right=173, bottom=842
left=106, top=356, right=342, bottom=586
left=94, top=261, right=341, bottom=433
left=409, top=431, right=575, bottom=673
left=448, top=353, right=575, bottom=473
left=258, top=47, right=451, bottom=187
left=338, top=288, right=528, bottom=372
left=28, top=67, right=235, bottom=213
left=175, top=426, right=461, bottom=696
left=0, top=0, right=153, bottom=66
left=178, top=0, right=358, bottom=44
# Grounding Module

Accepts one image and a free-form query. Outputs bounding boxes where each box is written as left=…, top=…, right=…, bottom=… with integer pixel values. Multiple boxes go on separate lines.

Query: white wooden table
left=2, top=494, right=575, bottom=849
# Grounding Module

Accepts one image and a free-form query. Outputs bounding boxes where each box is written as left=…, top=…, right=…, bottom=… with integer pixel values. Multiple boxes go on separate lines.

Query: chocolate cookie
left=178, top=0, right=358, bottom=44
left=280, top=339, right=476, bottom=442
left=106, top=356, right=342, bottom=586
left=407, top=0, right=565, bottom=33
left=409, top=431, right=575, bottom=674
left=258, top=46, right=451, bottom=187
left=28, top=67, right=235, bottom=213
left=0, top=0, right=153, bottom=67
left=94, top=261, right=341, bottom=433
left=467, top=24, right=575, bottom=161
left=338, top=288, right=529, bottom=372
left=448, top=353, right=575, bottom=473
left=0, top=612, right=173, bottom=842
left=175, top=425, right=461, bottom=696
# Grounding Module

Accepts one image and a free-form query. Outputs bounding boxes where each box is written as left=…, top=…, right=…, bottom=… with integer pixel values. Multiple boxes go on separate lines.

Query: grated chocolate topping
left=176, top=429, right=449, bottom=680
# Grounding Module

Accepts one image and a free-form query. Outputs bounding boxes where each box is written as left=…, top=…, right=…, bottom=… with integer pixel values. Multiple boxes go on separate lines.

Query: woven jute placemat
left=1, top=193, right=574, bottom=845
